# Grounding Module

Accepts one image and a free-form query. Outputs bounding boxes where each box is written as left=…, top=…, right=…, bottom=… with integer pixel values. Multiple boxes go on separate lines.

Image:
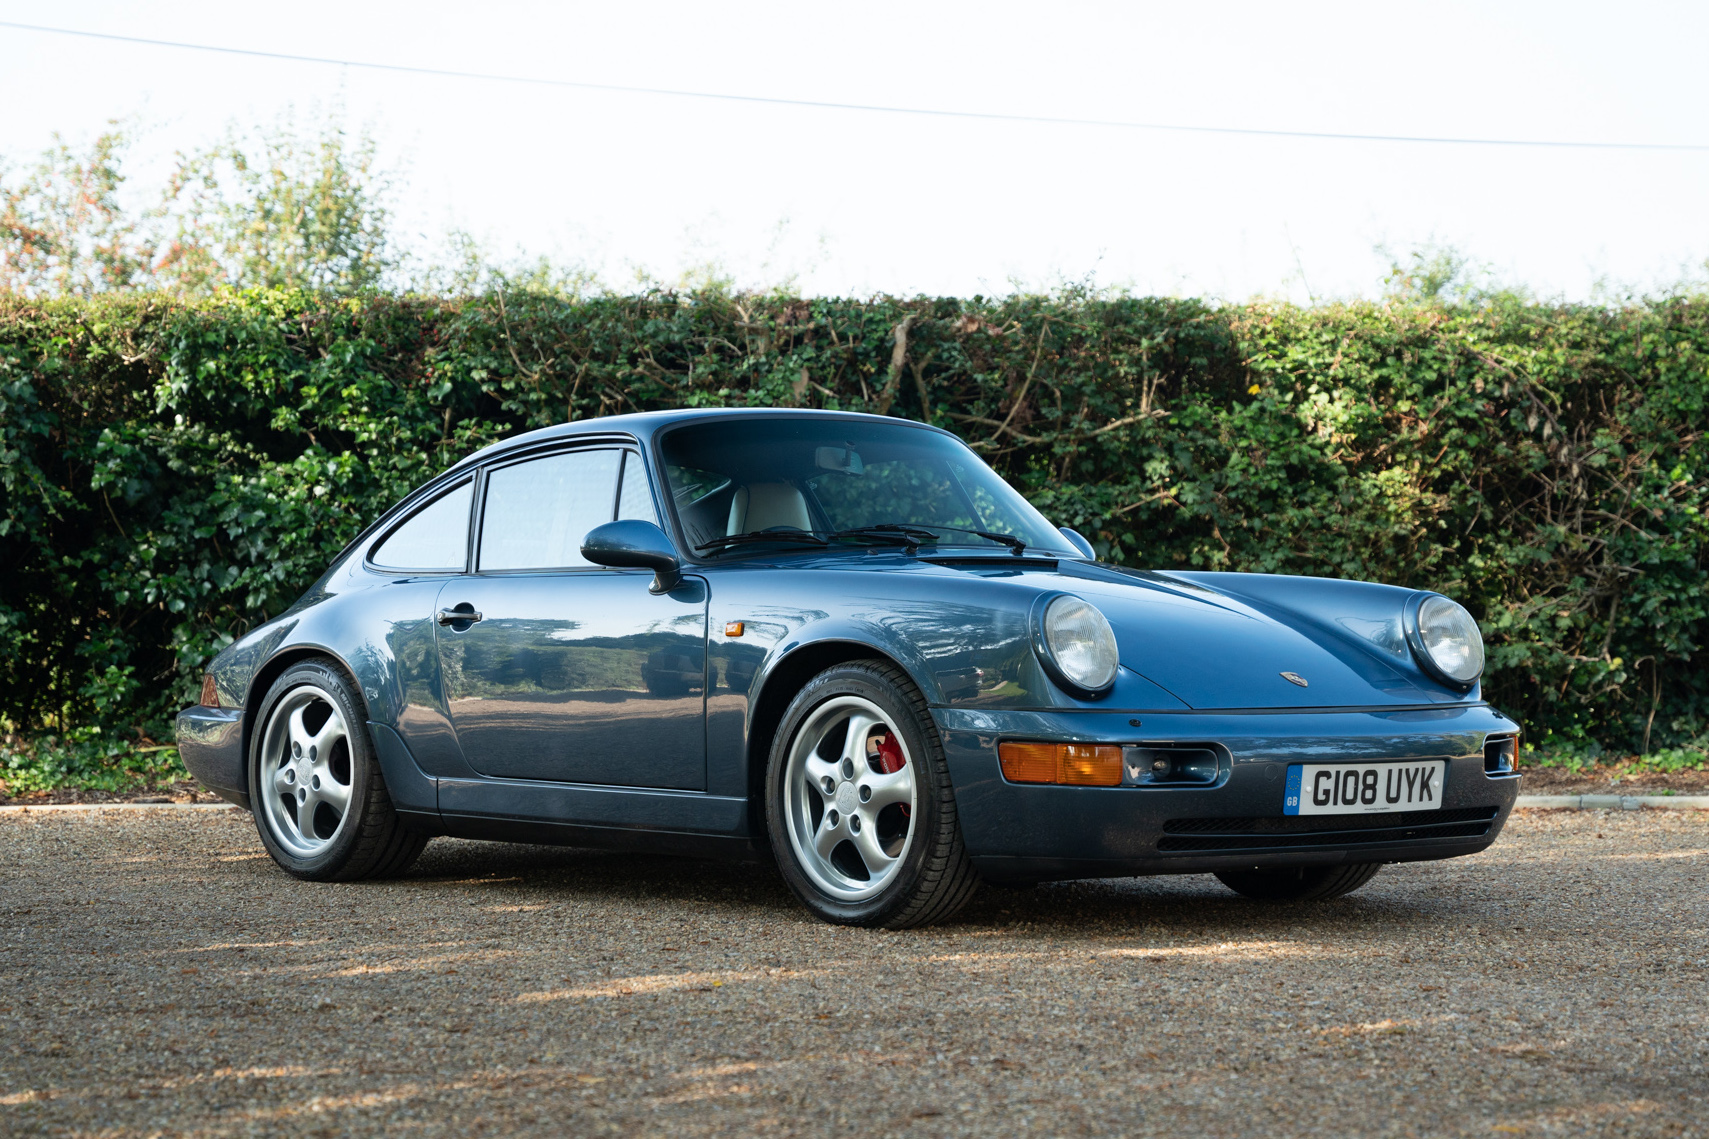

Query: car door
left=366, top=476, right=479, bottom=780
left=433, top=445, right=708, bottom=790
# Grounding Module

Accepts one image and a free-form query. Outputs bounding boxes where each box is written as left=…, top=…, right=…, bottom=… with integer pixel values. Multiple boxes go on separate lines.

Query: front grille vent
left=1157, top=805, right=1500, bottom=853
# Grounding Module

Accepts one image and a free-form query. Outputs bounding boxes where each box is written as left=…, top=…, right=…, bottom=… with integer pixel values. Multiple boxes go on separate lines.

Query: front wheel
left=766, top=660, right=979, bottom=928
left=1215, top=862, right=1382, bottom=902
left=249, top=658, right=428, bottom=881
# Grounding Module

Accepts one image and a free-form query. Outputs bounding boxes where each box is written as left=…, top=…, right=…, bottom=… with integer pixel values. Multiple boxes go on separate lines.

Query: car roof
left=447, top=407, right=959, bottom=473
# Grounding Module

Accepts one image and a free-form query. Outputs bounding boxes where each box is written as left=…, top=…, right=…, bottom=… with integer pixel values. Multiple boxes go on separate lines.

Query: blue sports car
left=177, top=409, right=1522, bottom=927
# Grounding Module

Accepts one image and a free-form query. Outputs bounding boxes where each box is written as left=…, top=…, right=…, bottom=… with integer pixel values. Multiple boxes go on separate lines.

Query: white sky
left=3, top=0, right=1706, bottom=301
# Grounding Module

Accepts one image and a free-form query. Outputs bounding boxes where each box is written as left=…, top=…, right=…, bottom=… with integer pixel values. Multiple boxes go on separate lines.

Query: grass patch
left=0, top=731, right=191, bottom=797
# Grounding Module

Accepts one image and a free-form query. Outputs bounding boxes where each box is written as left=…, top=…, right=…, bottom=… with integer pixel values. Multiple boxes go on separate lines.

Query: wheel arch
left=240, top=645, right=371, bottom=797
left=743, top=639, right=924, bottom=842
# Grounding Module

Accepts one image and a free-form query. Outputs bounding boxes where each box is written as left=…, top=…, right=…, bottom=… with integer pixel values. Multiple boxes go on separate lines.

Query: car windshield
left=658, top=417, right=1075, bottom=557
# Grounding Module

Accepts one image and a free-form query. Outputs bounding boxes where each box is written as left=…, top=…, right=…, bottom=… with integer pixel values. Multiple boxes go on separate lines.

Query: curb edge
left=0, top=802, right=240, bottom=813
left=1515, top=794, right=1709, bottom=811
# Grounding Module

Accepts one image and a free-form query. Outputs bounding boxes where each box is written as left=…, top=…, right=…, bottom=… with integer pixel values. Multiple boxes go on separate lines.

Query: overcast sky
left=3, top=1, right=1706, bottom=300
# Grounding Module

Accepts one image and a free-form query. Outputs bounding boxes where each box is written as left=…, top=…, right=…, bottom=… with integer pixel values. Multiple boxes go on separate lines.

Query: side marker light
left=724, top=622, right=745, bottom=637
left=200, top=674, right=219, bottom=708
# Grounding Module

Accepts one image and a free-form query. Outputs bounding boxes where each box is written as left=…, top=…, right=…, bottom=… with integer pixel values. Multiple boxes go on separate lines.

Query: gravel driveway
left=2, top=807, right=1705, bottom=1137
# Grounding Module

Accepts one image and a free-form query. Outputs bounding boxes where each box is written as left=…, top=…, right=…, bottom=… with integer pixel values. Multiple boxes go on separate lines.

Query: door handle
left=437, top=607, right=484, bottom=626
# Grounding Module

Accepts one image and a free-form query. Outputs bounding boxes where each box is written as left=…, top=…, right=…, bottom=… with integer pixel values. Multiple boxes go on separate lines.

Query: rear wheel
left=249, top=659, right=428, bottom=881
left=1215, top=863, right=1382, bottom=902
left=766, top=661, right=979, bottom=928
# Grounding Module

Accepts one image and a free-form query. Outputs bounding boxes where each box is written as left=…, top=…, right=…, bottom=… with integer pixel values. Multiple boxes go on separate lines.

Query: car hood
left=936, top=559, right=1458, bottom=710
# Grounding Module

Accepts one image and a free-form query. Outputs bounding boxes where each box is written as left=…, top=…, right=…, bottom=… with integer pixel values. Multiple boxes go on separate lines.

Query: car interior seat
left=728, top=482, right=813, bottom=534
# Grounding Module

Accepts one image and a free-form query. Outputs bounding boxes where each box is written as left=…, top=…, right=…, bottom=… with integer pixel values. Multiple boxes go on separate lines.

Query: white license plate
left=1284, top=761, right=1446, bottom=815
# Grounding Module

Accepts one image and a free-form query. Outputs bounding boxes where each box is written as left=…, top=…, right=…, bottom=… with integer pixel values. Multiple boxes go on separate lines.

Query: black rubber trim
left=1157, top=805, right=1500, bottom=853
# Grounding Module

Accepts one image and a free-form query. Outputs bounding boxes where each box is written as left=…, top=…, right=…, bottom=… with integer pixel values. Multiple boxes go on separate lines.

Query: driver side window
left=479, top=449, right=622, bottom=571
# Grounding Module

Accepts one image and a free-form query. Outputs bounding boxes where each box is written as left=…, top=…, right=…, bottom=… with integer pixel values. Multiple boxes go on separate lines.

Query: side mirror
left=1058, top=526, right=1096, bottom=559
left=581, top=520, right=684, bottom=594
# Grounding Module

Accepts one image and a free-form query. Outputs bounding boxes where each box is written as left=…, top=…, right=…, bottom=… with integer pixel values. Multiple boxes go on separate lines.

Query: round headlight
left=1038, top=594, right=1120, bottom=695
left=1412, top=595, right=1485, bottom=686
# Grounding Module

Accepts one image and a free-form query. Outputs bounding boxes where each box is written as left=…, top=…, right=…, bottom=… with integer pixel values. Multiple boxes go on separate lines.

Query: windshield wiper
left=695, top=530, right=829, bottom=554
left=827, top=523, right=1029, bottom=555
left=952, top=527, right=1027, bottom=555
left=875, top=524, right=1027, bottom=555
left=825, top=524, right=942, bottom=552
left=697, top=523, right=1027, bottom=558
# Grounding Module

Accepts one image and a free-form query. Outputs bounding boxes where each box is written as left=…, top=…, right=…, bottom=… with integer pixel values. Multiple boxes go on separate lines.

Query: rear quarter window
left=369, top=481, right=473, bottom=571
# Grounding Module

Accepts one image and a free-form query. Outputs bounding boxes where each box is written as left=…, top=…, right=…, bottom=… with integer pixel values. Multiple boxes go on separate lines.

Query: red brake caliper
left=866, top=730, right=909, bottom=818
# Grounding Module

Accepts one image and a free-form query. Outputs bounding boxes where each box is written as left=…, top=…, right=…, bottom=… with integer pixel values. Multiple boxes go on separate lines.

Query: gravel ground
left=2, top=808, right=1705, bottom=1138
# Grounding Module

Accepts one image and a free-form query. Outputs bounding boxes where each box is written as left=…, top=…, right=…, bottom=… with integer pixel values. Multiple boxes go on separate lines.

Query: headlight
left=1408, top=594, right=1485, bottom=687
left=1034, top=594, right=1120, bottom=696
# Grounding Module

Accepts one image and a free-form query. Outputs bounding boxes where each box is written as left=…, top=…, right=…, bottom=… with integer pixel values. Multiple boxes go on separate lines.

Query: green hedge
left=2, top=288, right=1705, bottom=753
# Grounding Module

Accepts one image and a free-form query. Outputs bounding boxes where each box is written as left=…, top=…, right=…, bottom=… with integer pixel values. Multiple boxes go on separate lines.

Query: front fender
left=753, top=617, right=950, bottom=706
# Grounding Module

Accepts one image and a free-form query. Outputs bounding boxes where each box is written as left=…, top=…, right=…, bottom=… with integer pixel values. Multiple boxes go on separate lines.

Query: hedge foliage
left=2, top=288, right=1705, bottom=753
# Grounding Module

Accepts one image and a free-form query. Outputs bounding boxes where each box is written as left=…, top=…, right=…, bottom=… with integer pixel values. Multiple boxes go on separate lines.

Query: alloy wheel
left=782, top=694, right=918, bottom=901
left=257, top=684, right=354, bottom=858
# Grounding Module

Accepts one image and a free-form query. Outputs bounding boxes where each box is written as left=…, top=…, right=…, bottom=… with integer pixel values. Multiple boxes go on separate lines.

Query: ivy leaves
left=0, top=287, right=1704, bottom=754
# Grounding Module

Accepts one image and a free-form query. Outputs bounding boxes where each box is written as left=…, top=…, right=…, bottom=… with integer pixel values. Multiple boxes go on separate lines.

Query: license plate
left=1284, top=761, right=1446, bottom=815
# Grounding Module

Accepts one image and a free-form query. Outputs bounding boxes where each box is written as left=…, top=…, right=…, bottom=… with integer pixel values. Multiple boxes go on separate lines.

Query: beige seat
left=728, top=482, right=813, bottom=534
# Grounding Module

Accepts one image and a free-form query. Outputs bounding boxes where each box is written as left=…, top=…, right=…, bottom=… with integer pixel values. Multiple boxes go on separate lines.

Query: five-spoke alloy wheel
left=249, top=659, right=428, bottom=881
left=767, top=660, right=979, bottom=928
left=257, top=683, right=355, bottom=857
left=782, top=694, right=919, bottom=901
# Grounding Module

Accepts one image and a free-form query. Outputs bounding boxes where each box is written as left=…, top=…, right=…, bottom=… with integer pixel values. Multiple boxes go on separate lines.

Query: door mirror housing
left=1058, top=526, right=1096, bottom=559
left=581, top=520, right=684, bottom=594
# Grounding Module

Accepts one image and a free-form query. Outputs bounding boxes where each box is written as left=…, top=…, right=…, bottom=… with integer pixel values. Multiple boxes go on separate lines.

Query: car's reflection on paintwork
left=437, top=590, right=710, bottom=789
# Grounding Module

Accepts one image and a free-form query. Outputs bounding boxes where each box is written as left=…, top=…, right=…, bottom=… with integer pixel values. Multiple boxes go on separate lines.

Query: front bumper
left=175, top=705, right=248, bottom=808
left=937, top=704, right=1522, bottom=882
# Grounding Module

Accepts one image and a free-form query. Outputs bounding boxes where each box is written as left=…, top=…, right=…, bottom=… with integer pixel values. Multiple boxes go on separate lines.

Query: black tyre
left=765, top=660, right=979, bottom=928
left=1214, top=862, right=1382, bottom=902
left=248, top=659, right=428, bottom=881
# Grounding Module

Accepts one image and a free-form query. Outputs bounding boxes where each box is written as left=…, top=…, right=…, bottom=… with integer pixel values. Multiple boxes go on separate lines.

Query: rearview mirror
left=581, top=520, right=684, bottom=594
left=814, top=445, right=864, bottom=475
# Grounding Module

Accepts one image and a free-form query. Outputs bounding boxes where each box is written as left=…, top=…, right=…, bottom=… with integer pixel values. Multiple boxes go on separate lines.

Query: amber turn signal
left=200, top=673, right=219, bottom=708
left=998, top=741, right=1122, bottom=786
left=997, top=741, right=1057, bottom=783
left=724, top=621, right=745, bottom=637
